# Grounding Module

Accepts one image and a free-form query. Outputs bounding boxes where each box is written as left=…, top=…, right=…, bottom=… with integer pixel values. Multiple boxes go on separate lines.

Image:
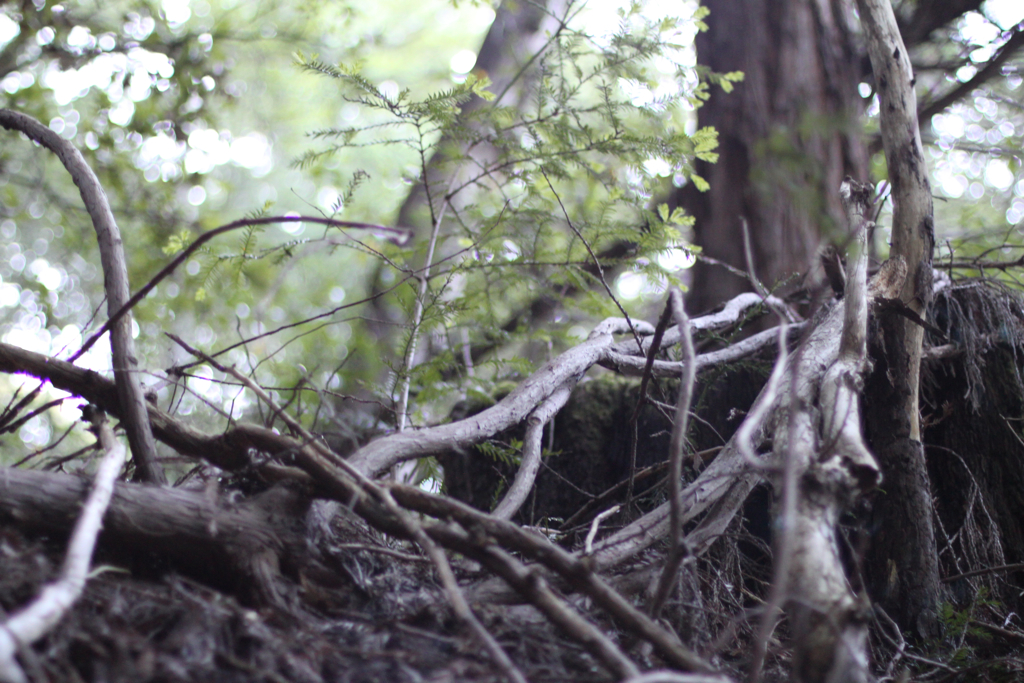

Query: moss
left=442, top=364, right=771, bottom=526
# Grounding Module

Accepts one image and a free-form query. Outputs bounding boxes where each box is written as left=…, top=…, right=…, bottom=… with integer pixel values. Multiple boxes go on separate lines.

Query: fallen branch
left=169, top=334, right=528, bottom=683
left=390, top=483, right=716, bottom=674
left=0, top=465, right=311, bottom=608
left=0, top=409, right=128, bottom=683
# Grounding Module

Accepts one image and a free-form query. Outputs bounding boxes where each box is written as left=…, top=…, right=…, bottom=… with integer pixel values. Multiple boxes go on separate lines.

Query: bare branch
left=169, top=336, right=527, bottom=683
left=0, top=408, right=128, bottom=683
left=917, top=27, right=1024, bottom=125
left=857, top=0, right=942, bottom=638
left=390, top=484, right=717, bottom=674
left=348, top=325, right=619, bottom=477
left=72, top=215, right=412, bottom=362
left=0, top=108, right=164, bottom=484
left=428, top=521, right=641, bottom=679
left=649, top=288, right=696, bottom=620
left=393, top=190, right=449, bottom=432
left=492, top=380, right=575, bottom=520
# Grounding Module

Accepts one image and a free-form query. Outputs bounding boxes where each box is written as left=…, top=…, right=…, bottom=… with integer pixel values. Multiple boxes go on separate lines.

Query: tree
left=675, top=0, right=1024, bottom=644
left=674, top=0, right=868, bottom=314
left=1, top=0, right=1024, bottom=682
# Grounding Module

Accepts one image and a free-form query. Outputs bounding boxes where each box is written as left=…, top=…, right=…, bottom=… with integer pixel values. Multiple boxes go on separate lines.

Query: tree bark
left=674, top=0, right=868, bottom=313
left=0, top=468, right=311, bottom=608
left=395, top=0, right=556, bottom=231
left=856, top=0, right=940, bottom=639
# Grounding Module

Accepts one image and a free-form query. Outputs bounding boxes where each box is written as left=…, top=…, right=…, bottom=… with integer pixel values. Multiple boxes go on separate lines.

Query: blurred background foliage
left=0, top=0, right=710, bottom=466
left=0, top=0, right=1022, bottom=472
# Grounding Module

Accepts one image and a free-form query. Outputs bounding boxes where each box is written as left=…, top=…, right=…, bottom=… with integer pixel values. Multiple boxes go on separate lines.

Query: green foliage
left=0, top=0, right=717, bottom=460
left=935, top=587, right=1003, bottom=667
left=476, top=438, right=523, bottom=468
left=287, top=0, right=715, bottom=425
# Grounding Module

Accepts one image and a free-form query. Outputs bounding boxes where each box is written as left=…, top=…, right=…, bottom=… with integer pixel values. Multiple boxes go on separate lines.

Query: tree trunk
left=856, top=0, right=940, bottom=639
left=675, top=0, right=868, bottom=314
left=395, top=0, right=554, bottom=231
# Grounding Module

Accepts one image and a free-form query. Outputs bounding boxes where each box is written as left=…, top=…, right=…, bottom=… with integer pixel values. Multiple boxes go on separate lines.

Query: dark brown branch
left=0, top=108, right=164, bottom=484
left=942, top=562, right=1024, bottom=583
left=422, top=521, right=641, bottom=679
left=0, top=411, right=127, bottom=683
left=0, top=467, right=312, bottom=608
left=899, top=0, right=984, bottom=48
left=388, top=483, right=716, bottom=674
left=0, top=340, right=310, bottom=475
left=168, top=334, right=528, bottom=683
left=624, top=296, right=675, bottom=506
left=649, top=289, right=696, bottom=621
left=941, top=256, right=1024, bottom=270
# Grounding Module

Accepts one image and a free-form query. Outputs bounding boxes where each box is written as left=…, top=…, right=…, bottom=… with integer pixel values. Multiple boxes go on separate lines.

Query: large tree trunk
left=675, top=0, right=868, bottom=313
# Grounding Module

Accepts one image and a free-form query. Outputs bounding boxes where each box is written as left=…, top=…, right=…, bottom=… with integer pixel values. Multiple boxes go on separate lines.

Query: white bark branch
left=592, top=302, right=848, bottom=567
left=773, top=179, right=879, bottom=683
left=0, top=410, right=128, bottom=683
left=492, top=380, right=575, bottom=520
left=854, top=0, right=934, bottom=439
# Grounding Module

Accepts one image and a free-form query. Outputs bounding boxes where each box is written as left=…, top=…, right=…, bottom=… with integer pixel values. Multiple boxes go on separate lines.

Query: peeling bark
left=855, top=0, right=940, bottom=638
left=777, top=179, right=879, bottom=683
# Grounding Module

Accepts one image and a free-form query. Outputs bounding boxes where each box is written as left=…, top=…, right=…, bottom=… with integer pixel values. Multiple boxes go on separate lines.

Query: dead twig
left=492, top=380, right=575, bottom=520
left=390, top=484, right=716, bottom=674
left=167, top=334, right=527, bottom=683
left=72, top=215, right=412, bottom=363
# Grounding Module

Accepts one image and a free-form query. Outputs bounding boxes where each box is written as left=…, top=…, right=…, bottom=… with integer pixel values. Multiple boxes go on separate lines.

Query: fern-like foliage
left=198, top=0, right=736, bottom=429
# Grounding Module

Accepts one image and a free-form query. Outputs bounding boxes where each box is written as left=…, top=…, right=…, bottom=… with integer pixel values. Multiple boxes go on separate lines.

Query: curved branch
left=0, top=109, right=164, bottom=484
left=72, top=215, right=411, bottom=361
left=347, top=330, right=617, bottom=477
left=492, top=380, right=575, bottom=520
left=648, top=288, right=696, bottom=621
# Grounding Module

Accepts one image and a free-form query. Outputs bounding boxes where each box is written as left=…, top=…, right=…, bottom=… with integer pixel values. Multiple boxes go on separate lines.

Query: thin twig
left=167, top=335, right=526, bottom=683
left=649, top=288, right=696, bottom=621
left=942, top=562, right=1024, bottom=583
left=585, top=505, right=621, bottom=555
left=542, top=169, right=643, bottom=350
left=391, top=484, right=717, bottom=674
left=72, top=215, right=412, bottom=362
left=492, top=380, right=575, bottom=520
left=427, top=520, right=641, bottom=679
left=625, top=299, right=675, bottom=507
left=394, top=182, right=451, bottom=432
